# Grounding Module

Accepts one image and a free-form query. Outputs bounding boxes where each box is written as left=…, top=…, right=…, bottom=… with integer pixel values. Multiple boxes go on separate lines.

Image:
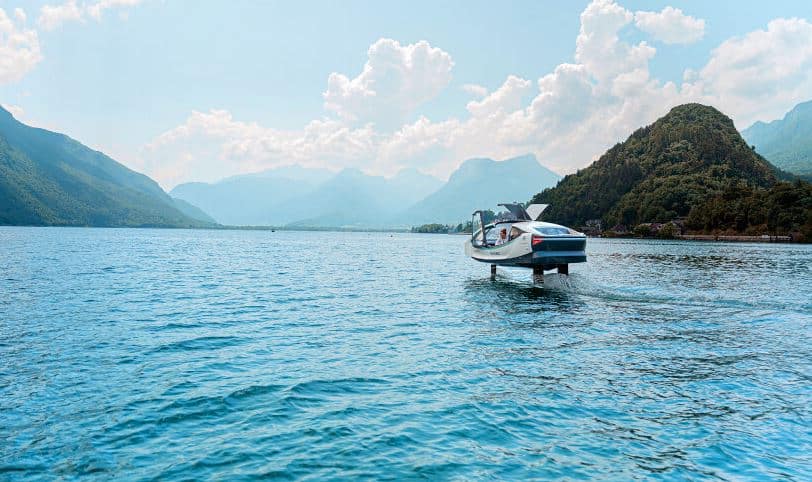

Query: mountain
left=219, top=165, right=335, bottom=185
left=531, top=104, right=779, bottom=228
left=172, top=197, right=217, bottom=224
left=741, top=100, right=812, bottom=177
left=0, top=107, right=212, bottom=227
left=171, top=165, right=442, bottom=227
left=170, top=166, right=333, bottom=225
left=400, top=154, right=561, bottom=225
left=279, top=168, right=443, bottom=227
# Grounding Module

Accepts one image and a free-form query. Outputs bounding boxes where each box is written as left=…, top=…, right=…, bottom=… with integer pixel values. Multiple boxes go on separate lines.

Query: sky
left=1, top=0, right=811, bottom=189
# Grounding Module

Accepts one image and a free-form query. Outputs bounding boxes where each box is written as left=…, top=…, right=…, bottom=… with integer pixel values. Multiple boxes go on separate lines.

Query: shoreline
left=0, top=224, right=804, bottom=243
left=594, top=233, right=797, bottom=243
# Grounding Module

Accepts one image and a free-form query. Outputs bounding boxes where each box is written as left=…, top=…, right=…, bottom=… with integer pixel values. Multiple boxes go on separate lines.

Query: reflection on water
left=0, top=228, right=810, bottom=480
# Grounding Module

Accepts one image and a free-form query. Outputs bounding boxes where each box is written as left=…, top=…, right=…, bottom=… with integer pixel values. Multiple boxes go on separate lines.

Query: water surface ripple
left=1, top=228, right=810, bottom=480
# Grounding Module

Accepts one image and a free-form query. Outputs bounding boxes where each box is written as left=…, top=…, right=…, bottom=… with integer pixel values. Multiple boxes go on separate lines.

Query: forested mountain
left=531, top=104, right=779, bottom=228
left=685, top=180, right=811, bottom=239
left=401, top=154, right=560, bottom=225
left=0, top=106, right=212, bottom=227
left=742, top=100, right=812, bottom=177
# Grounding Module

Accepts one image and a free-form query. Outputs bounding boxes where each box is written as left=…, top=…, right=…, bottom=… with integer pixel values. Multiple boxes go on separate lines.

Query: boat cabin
left=471, top=203, right=536, bottom=248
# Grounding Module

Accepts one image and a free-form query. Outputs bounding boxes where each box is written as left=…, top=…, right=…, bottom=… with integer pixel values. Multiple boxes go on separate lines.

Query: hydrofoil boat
left=464, top=203, right=587, bottom=277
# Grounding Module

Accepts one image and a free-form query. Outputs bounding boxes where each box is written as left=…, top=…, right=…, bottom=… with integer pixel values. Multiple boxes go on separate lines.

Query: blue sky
left=1, top=0, right=811, bottom=188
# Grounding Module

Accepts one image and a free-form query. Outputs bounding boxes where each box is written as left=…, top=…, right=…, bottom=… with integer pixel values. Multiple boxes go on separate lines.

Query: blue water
left=1, top=227, right=811, bottom=480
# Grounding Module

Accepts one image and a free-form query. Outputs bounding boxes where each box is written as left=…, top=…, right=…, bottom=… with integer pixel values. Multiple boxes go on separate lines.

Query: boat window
left=485, top=224, right=513, bottom=245
left=485, top=227, right=500, bottom=245
left=509, top=226, right=524, bottom=240
left=535, top=227, right=570, bottom=236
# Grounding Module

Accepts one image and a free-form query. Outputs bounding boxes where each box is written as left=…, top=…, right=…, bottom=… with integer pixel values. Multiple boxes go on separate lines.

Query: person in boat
left=495, top=228, right=508, bottom=246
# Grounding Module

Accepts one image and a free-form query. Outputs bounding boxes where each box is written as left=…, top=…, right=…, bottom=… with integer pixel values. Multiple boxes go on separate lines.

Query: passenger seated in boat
left=495, top=228, right=508, bottom=246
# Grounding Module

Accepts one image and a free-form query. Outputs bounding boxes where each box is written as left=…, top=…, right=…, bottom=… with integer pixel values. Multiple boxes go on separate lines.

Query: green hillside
left=531, top=104, right=779, bottom=227
left=0, top=107, right=213, bottom=227
left=742, top=100, right=812, bottom=177
left=685, top=180, right=811, bottom=238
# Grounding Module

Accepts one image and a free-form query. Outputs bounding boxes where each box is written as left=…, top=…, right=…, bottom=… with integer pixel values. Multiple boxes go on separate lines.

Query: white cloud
left=38, top=1, right=83, bottom=30
left=85, top=0, right=142, bottom=20
left=690, top=17, right=812, bottom=126
left=0, top=7, right=41, bottom=84
left=140, top=1, right=812, bottom=189
left=462, top=83, right=488, bottom=98
left=635, top=6, right=705, bottom=45
left=141, top=109, right=382, bottom=188
left=466, top=75, right=532, bottom=118
left=38, top=0, right=142, bottom=30
left=575, top=0, right=655, bottom=83
left=323, top=38, right=454, bottom=129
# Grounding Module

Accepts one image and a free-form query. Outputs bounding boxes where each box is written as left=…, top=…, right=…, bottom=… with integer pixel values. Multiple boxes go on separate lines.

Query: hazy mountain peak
left=335, top=167, right=369, bottom=178
left=219, top=164, right=335, bottom=185
left=742, top=98, right=812, bottom=176
left=400, top=153, right=561, bottom=225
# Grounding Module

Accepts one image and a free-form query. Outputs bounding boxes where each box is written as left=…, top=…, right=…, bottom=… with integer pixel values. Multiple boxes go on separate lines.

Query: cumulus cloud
left=38, top=0, right=141, bottom=30
left=462, top=83, right=488, bottom=98
left=0, top=8, right=42, bottom=84
left=323, top=38, right=454, bottom=129
left=466, top=75, right=532, bottom=118
left=141, top=109, right=382, bottom=188
left=575, top=0, right=655, bottom=83
left=85, top=0, right=142, bottom=20
left=141, top=0, right=812, bottom=188
left=635, top=6, right=705, bottom=44
left=38, top=1, right=83, bottom=30
left=689, top=17, right=812, bottom=126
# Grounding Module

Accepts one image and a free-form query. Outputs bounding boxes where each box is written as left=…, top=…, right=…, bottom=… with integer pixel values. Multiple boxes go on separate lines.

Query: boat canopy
left=498, top=203, right=531, bottom=221
left=495, top=203, right=549, bottom=222
left=526, top=204, right=548, bottom=221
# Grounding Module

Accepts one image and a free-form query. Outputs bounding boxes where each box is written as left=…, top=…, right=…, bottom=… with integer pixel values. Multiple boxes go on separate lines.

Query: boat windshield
left=535, top=226, right=571, bottom=236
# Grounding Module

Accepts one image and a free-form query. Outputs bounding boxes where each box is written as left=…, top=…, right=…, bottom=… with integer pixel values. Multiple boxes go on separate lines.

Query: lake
left=1, top=227, right=810, bottom=480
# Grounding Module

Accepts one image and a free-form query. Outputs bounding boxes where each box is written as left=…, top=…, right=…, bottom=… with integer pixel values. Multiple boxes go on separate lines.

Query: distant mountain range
left=0, top=106, right=212, bottom=227
left=278, top=168, right=444, bottom=227
left=171, top=154, right=561, bottom=227
left=171, top=166, right=444, bottom=227
left=170, top=165, right=335, bottom=226
left=742, top=100, right=812, bottom=177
